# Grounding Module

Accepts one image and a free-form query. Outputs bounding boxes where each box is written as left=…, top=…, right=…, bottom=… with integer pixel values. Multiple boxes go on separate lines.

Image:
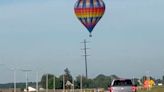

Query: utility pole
left=53, top=75, right=56, bottom=92
left=80, top=75, right=83, bottom=92
left=21, top=69, right=32, bottom=92
left=1, top=65, right=17, bottom=92
left=46, top=74, right=48, bottom=92
left=81, top=39, right=90, bottom=78
left=36, top=72, right=39, bottom=92
left=63, top=74, right=65, bottom=92
left=13, top=69, right=16, bottom=92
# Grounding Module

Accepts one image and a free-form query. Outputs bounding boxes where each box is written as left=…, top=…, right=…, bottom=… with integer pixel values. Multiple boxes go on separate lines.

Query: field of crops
left=138, top=86, right=164, bottom=92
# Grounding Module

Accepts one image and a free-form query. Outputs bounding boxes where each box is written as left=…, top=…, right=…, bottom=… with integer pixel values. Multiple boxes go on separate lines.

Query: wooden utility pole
left=81, top=39, right=90, bottom=78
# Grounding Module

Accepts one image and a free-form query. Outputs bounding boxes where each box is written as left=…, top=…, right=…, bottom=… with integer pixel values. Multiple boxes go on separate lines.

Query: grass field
left=138, top=86, right=164, bottom=92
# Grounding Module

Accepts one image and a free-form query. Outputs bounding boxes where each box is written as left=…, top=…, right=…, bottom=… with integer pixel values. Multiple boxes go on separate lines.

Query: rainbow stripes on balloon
left=74, top=0, right=105, bottom=37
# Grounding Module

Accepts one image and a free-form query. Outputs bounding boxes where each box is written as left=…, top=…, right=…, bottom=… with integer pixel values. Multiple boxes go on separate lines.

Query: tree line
left=40, top=68, right=164, bottom=89
left=0, top=68, right=164, bottom=89
left=41, top=68, right=119, bottom=89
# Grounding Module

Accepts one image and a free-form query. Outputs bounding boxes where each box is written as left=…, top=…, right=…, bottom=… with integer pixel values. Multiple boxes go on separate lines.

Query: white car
left=108, top=79, right=137, bottom=92
left=158, top=83, right=163, bottom=86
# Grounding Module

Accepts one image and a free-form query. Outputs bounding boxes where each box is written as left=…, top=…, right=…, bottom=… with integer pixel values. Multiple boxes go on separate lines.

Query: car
left=108, top=79, right=137, bottom=92
left=158, top=83, right=163, bottom=86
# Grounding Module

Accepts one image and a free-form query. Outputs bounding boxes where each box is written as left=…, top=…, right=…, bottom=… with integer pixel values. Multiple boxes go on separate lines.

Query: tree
left=94, top=74, right=113, bottom=89
left=74, top=75, right=81, bottom=89
left=40, top=74, right=54, bottom=89
left=141, top=76, right=147, bottom=83
left=132, top=78, right=142, bottom=86
left=40, top=68, right=73, bottom=89
left=56, top=75, right=64, bottom=89
left=64, top=68, right=73, bottom=82
left=64, top=68, right=73, bottom=89
left=75, top=75, right=94, bottom=88
left=163, top=75, right=164, bottom=84
left=75, top=74, right=112, bottom=89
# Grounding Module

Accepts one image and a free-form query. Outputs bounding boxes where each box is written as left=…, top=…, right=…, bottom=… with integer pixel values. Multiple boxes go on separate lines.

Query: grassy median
left=137, top=86, right=164, bottom=92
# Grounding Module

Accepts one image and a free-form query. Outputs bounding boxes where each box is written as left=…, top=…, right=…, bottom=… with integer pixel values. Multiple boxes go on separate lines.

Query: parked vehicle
left=108, top=79, right=137, bottom=92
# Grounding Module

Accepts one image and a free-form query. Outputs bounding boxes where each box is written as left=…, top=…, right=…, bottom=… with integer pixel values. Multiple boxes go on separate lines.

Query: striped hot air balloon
left=74, top=0, right=105, bottom=37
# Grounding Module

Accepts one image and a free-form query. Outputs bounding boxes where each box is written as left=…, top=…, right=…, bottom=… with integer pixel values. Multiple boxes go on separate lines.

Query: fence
left=0, top=88, right=104, bottom=92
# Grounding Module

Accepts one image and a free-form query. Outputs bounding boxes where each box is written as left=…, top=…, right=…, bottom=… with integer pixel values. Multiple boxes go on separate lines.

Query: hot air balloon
left=74, top=0, right=105, bottom=37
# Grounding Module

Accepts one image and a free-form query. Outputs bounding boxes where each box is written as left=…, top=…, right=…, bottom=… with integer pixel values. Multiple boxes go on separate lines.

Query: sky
left=0, top=0, right=164, bottom=83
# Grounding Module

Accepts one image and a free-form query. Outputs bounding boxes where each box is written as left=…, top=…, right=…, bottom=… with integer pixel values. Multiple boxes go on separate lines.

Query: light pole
left=53, top=75, right=55, bottom=92
left=72, top=77, right=74, bottom=92
left=63, top=74, right=65, bottom=92
left=11, top=68, right=16, bottom=92
left=0, top=64, right=17, bottom=92
left=46, top=74, right=48, bottom=92
left=36, top=72, right=39, bottom=92
left=21, top=69, right=32, bottom=92
left=80, top=75, right=82, bottom=92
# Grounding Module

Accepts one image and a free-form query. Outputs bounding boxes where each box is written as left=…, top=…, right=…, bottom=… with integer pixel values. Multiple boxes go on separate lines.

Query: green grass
left=138, top=86, right=164, bottom=92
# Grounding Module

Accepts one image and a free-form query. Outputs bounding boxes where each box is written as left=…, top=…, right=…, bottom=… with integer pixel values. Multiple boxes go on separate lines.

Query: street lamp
left=0, top=64, right=17, bottom=92
left=53, top=74, right=55, bottom=92
left=10, top=68, right=16, bottom=92
left=36, top=72, right=39, bottom=92
left=63, top=74, right=65, bottom=92
left=46, top=74, right=48, bottom=92
left=80, top=75, right=83, bottom=92
left=21, top=69, right=32, bottom=92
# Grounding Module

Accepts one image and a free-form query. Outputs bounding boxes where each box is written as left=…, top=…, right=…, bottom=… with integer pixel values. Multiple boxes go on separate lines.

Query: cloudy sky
left=0, top=0, right=164, bottom=83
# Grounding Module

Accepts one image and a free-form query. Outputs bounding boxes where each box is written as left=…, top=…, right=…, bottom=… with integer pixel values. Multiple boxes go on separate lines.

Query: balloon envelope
left=74, top=0, right=105, bottom=36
